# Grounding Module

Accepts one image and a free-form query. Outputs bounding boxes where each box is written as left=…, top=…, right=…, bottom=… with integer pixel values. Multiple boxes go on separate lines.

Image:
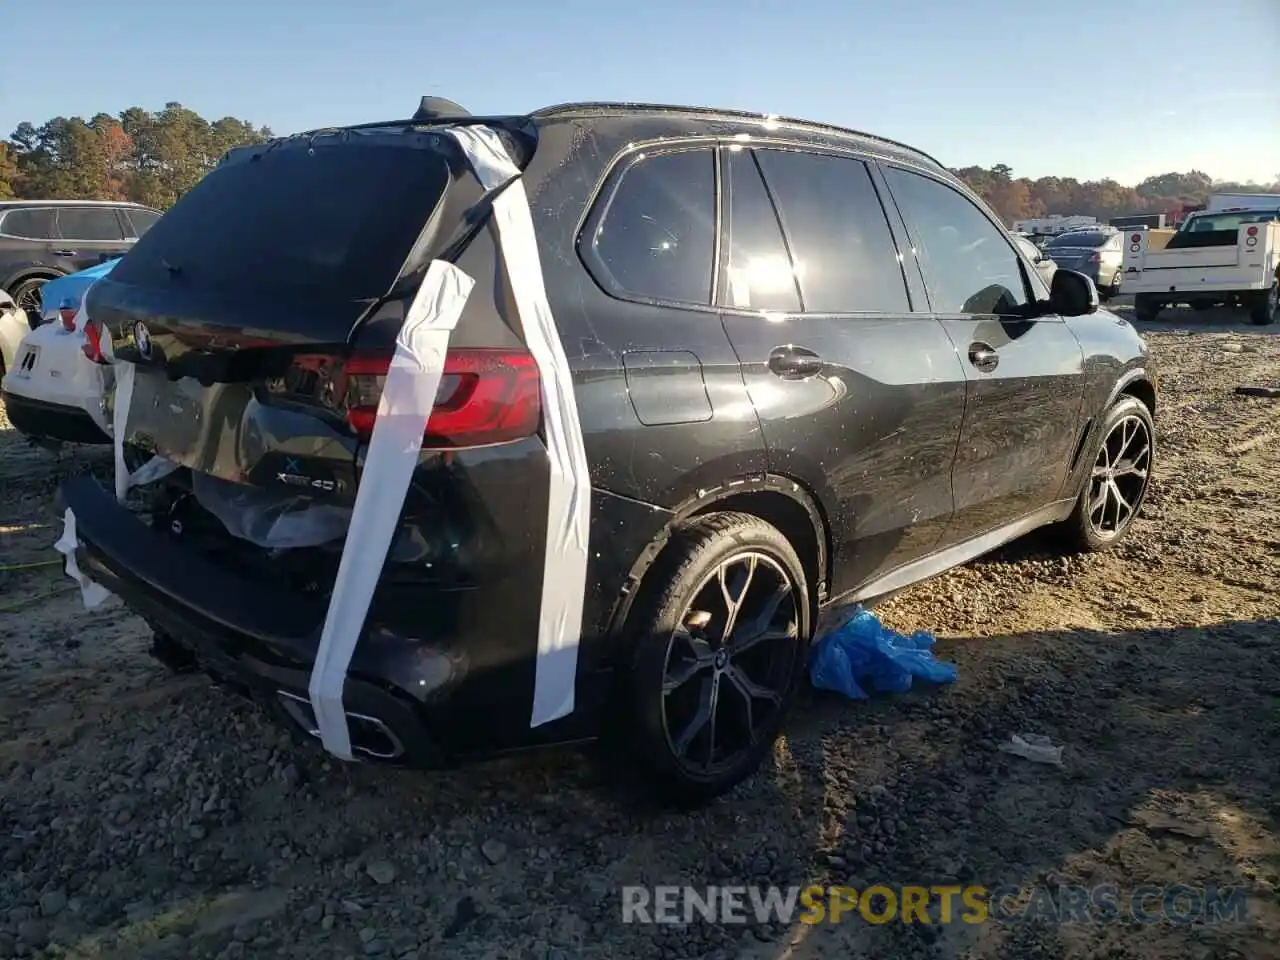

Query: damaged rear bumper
left=57, top=473, right=456, bottom=766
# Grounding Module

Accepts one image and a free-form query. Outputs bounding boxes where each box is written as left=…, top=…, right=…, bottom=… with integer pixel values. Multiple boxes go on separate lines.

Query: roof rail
left=528, top=101, right=947, bottom=169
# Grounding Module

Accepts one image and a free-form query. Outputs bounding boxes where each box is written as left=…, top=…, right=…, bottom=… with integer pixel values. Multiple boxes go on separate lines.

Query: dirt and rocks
left=1, top=305, right=1277, bottom=960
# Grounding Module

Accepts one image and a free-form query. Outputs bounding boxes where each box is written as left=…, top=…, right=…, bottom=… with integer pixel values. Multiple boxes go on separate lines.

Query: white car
left=1, top=260, right=118, bottom=445
left=1012, top=233, right=1058, bottom=289
left=0, top=289, right=30, bottom=379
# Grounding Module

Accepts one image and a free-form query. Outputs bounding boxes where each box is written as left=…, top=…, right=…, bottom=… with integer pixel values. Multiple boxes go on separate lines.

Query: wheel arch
left=5, top=266, right=64, bottom=299
left=602, top=474, right=832, bottom=660
left=1111, top=367, right=1156, bottom=416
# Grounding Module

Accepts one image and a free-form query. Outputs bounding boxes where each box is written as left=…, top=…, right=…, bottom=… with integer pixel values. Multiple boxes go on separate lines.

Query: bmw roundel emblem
left=133, top=321, right=152, bottom=359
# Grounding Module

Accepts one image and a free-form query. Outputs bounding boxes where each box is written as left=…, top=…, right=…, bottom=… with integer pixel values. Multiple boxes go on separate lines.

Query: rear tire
left=1133, top=294, right=1162, bottom=323
left=619, top=512, right=811, bottom=806
left=1058, top=396, right=1154, bottom=553
left=1248, top=284, right=1278, bottom=326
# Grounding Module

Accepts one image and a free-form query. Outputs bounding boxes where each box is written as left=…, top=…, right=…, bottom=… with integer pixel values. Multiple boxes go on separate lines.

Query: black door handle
left=52, top=249, right=77, bottom=257
left=767, top=345, right=823, bottom=380
left=967, top=342, right=999, bottom=373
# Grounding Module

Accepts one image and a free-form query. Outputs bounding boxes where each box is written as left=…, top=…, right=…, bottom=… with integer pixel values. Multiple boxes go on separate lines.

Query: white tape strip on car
left=445, top=125, right=592, bottom=728
left=112, top=359, right=137, bottom=504
left=308, top=260, right=475, bottom=759
left=53, top=508, right=112, bottom=609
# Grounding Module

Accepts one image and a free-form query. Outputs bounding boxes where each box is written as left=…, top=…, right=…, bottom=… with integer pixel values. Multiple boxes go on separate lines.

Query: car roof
left=288, top=99, right=949, bottom=175
left=529, top=101, right=947, bottom=169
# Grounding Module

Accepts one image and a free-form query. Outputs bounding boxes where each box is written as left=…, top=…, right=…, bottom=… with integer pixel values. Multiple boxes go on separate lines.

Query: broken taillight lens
left=59, top=298, right=78, bottom=332
left=81, top=316, right=108, bottom=363
left=342, top=348, right=541, bottom=448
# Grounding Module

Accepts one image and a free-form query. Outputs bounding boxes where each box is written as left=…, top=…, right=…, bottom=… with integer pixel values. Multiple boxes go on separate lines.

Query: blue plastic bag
left=809, top=607, right=957, bottom=700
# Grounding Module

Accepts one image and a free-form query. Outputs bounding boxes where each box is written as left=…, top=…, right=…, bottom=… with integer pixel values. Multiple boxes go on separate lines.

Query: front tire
left=621, top=512, right=811, bottom=805
left=1059, top=396, right=1154, bottom=553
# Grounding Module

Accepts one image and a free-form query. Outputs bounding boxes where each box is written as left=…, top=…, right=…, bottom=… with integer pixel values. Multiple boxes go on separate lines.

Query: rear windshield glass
left=1179, top=211, right=1277, bottom=233
left=1048, top=232, right=1110, bottom=248
left=109, top=137, right=452, bottom=302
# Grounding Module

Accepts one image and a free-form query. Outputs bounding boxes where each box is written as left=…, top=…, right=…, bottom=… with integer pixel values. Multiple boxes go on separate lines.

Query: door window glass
left=56, top=208, right=126, bottom=241
left=883, top=167, right=1030, bottom=316
left=590, top=148, right=716, bottom=305
left=722, top=148, right=801, bottom=312
left=754, top=149, right=909, bottom=313
left=125, top=209, right=162, bottom=238
left=0, top=208, right=57, bottom=239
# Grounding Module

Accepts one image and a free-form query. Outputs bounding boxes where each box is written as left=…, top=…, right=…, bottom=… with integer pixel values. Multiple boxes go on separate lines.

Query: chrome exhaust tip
left=275, top=690, right=406, bottom=761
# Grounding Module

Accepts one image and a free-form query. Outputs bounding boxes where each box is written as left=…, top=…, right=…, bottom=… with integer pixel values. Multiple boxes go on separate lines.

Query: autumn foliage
left=1, top=103, right=271, bottom=210
left=3, top=104, right=1277, bottom=224
left=952, top=163, right=1280, bottom=226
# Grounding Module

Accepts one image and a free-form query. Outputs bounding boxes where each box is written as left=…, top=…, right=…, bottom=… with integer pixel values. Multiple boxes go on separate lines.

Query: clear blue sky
left=3, top=0, right=1277, bottom=185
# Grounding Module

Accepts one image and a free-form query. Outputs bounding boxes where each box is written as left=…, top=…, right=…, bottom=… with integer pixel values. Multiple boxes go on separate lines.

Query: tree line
left=2, top=104, right=1278, bottom=225
left=0, top=103, right=272, bottom=210
left=951, top=164, right=1280, bottom=225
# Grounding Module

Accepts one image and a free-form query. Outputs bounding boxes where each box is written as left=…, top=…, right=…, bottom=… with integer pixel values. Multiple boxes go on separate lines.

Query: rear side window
left=588, top=149, right=716, bottom=305
left=754, top=150, right=909, bottom=314
left=1, top=208, right=57, bottom=240
left=883, top=167, right=1030, bottom=316
left=722, top=148, right=801, bottom=313
left=109, top=140, right=453, bottom=302
left=57, top=208, right=126, bottom=241
left=124, top=209, right=161, bottom=238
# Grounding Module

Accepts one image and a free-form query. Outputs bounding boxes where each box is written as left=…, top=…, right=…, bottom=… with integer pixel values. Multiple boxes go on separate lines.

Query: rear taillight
left=342, top=348, right=541, bottom=448
left=1131, top=233, right=1142, bottom=244
left=1089, top=252, right=1101, bottom=263
left=81, top=317, right=108, bottom=363
left=59, top=298, right=78, bottom=332
left=1246, top=226, right=1258, bottom=237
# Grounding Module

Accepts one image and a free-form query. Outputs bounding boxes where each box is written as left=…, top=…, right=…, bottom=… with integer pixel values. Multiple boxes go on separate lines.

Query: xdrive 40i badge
left=268, top=456, right=347, bottom=495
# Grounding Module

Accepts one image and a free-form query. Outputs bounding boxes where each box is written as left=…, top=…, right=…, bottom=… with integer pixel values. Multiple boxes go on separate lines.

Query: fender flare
left=4, top=266, right=65, bottom=298
left=1106, top=366, right=1156, bottom=412
left=603, top=473, right=832, bottom=646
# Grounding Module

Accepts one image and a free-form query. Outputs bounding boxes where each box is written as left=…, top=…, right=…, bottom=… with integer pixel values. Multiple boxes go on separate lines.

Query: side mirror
left=1049, top=269, right=1099, bottom=316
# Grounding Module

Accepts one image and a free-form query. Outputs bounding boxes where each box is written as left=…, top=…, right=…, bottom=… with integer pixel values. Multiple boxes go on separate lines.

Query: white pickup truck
left=1122, top=208, right=1279, bottom=325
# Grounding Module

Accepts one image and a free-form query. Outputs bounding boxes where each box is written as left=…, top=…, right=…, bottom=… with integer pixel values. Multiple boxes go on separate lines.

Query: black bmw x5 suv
left=60, top=98, right=1156, bottom=802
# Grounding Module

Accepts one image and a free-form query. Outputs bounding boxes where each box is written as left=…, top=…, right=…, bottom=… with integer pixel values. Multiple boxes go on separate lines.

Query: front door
left=878, top=164, right=1087, bottom=541
left=717, top=145, right=967, bottom=598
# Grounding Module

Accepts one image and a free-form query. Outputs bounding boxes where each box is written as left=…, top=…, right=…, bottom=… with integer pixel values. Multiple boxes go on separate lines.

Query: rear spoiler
left=220, top=107, right=539, bottom=172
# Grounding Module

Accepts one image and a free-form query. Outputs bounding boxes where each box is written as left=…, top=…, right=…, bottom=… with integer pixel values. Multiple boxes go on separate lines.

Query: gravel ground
left=1, top=304, right=1277, bottom=960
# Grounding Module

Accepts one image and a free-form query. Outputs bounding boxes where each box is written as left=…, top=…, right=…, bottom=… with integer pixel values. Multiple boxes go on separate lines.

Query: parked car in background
left=61, top=100, right=1157, bottom=803
left=1043, top=229, right=1125, bottom=299
left=0, top=288, right=31, bottom=378
left=1, top=200, right=161, bottom=321
left=1012, top=232, right=1058, bottom=288
left=1, top=258, right=119, bottom=444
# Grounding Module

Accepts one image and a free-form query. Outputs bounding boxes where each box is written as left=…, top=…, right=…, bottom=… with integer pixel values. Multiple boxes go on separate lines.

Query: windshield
left=1179, top=210, right=1278, bottom=233
left=109, top=135, right=453, bottom=303
left=1048, top=232, right=1110, bottom=248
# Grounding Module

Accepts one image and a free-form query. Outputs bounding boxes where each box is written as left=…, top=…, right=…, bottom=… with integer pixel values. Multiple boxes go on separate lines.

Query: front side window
left=754, top=149, right=909, bottom=314
left=883, top=167, right=1030, bottom=316
left=0, top=208, right=57, bottom=240
left=56, top=207, right=126, bottom=242
left=589, top=148, right=716, bottom=305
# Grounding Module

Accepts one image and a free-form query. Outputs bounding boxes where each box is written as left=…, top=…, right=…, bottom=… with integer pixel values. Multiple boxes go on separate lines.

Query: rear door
left=53, top=206, right=134, bottom=273
left=878, top=163, right=1087, bottom=540
left=718, top=145, right=967, bottom=597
